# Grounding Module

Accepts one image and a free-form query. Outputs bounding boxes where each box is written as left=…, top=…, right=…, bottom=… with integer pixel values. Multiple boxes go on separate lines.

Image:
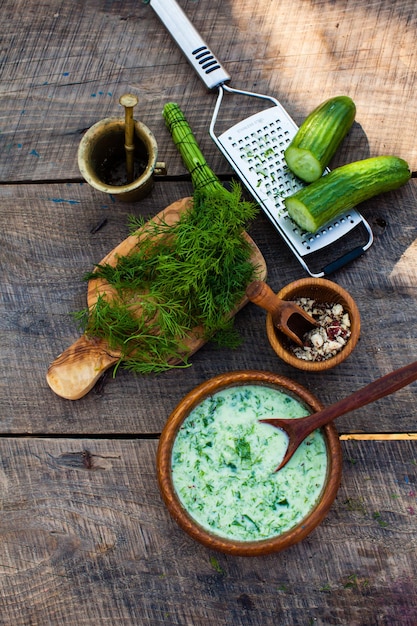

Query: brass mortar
left=78, top=117, right=166, bottom=202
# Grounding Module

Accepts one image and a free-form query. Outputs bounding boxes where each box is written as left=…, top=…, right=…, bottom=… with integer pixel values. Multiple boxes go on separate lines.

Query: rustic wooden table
left=1, top=0, right=416, bottom=623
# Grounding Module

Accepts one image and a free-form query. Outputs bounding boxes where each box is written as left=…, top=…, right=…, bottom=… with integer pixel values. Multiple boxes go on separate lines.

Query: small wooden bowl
left=157, top=370, right=342, bottom=556
left=266, top=278, right=360, bottom=372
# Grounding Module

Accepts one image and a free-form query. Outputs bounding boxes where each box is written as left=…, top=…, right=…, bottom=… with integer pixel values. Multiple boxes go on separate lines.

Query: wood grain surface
left=1, top=0, right=416, bottom=182
left=2, top=180, right=417, bottom=434
left=1, top=0, right=416, bottom=623
left=0, top=437, right=416, bottom=626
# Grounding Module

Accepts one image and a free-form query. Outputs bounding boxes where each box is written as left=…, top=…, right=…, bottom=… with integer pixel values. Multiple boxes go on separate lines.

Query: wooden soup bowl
left=157, top=370, right=342, bottom=556
left=266, top=278, right=361, bottom=372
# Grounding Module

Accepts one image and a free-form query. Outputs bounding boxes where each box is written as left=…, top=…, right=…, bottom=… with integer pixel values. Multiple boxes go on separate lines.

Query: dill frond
left=75, top=104, right=259, bottom=375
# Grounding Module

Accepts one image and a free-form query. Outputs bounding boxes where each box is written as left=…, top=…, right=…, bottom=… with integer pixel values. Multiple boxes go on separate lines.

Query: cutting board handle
left=46, top=335, right=118, bottom=400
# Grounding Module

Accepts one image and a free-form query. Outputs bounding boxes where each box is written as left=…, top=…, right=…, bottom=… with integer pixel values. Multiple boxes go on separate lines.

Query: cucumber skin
left=284, top=96, right=356, bottom=182
left=284, top=156, right=411, bottom=233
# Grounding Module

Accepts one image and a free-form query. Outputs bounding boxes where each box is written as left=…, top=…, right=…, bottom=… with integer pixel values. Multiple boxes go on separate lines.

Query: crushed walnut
left=290, top=298, right=351, bottom=362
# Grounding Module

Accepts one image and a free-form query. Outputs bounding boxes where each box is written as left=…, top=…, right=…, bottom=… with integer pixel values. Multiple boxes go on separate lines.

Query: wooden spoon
left=261, top=360, right=417, bottom=471
left=246, top=280, right=317, bottom=347
left=46, top=197, right=267, bottom=400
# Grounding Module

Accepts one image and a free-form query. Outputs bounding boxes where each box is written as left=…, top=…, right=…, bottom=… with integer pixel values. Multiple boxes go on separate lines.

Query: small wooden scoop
left=261, top=359, right=417, bottom=471
left=46, top=197, right=267, bottom=400
left=246, top=280, right=317, bottom=347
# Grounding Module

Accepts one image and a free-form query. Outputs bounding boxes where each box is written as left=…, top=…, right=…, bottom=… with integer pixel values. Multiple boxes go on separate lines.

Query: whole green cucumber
left=284, top=155, right=411, bottom=233
left=284, top=96, right=356, bottom=182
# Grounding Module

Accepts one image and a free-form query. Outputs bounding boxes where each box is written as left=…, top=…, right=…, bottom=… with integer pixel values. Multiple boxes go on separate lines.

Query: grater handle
left=321, top=246, right=367, bottom=276
left=149, top=0, right=231, bottom=90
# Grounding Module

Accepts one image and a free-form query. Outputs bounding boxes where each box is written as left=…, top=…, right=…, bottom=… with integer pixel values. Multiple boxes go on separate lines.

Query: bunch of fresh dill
left=74, top=103, right=259, bottom=375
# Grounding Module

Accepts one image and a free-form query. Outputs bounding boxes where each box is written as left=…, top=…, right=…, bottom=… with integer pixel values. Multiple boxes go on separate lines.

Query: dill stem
left=163, top=103, right=224, bottom=194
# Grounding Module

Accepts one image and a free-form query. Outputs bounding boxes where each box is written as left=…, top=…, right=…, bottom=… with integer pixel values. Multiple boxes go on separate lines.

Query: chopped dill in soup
left=171, top=384, right=328, bottom=541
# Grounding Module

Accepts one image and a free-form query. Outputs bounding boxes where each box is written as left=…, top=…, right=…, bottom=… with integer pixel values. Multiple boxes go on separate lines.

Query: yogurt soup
left=171, top=384, right=328, bottom=542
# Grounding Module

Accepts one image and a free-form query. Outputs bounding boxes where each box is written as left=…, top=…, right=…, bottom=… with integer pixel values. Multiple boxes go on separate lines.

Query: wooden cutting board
left=46, top=197, right=267, bottom=400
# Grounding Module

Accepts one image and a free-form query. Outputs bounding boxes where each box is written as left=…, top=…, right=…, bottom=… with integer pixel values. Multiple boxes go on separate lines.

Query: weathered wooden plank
left=1, top=1, right=416, bottom=623
left=0, top=437, right=415, bottom=626
left=0, top=0, right=416, bottom=181
left=1, top=180, right=417, bottom=434
left=342, top=434, right=417, bottom=441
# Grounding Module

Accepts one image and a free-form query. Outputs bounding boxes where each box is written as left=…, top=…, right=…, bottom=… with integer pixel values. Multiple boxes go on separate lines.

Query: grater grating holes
left=231, top=122, right=300, bottom=202
left=296, top=214, right=357, bottom=249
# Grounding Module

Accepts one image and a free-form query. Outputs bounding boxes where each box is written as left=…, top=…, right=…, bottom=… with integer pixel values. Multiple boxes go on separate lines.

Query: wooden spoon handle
left=296, top=359, right=417, bottom=437
left=265, top=359, right=417, bottom=471
left=246, top=280, right=283, bottom=315
left=46, top=335, right=119, bottom=400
